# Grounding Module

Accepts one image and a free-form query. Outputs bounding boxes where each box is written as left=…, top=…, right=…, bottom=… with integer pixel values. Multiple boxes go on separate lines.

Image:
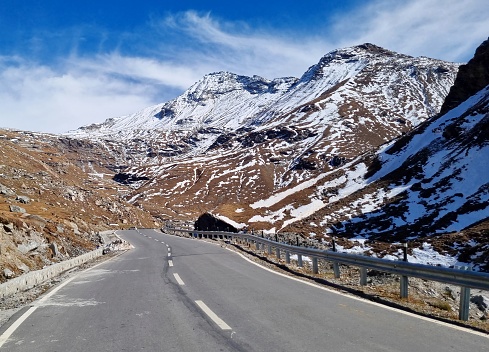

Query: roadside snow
left=214, top=213, right=247, bottom=230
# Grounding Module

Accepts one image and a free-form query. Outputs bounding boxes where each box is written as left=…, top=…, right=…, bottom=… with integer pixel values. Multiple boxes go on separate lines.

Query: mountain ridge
left=69, top=43, right=457, bottom=141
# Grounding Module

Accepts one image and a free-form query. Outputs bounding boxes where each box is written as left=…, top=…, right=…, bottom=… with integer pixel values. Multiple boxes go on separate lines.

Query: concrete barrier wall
left=0, top=248, right=104, bottom=298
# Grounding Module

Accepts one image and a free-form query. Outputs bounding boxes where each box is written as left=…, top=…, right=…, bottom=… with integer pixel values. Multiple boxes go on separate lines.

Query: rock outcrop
left=440, top=37, right=489, bottom=114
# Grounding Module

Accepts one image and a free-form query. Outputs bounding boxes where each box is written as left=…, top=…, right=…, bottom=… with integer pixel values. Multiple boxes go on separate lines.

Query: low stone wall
left=0, top=248, right=103, bottom=298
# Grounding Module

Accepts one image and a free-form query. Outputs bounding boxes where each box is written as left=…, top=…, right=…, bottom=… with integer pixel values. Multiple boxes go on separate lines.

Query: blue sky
left=0, top=0, right=488, bottom=133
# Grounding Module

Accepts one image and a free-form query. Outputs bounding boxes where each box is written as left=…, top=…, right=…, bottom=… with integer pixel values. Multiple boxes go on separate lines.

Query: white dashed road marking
left=195, top=300, right=232, bottom=330
left=173, top=273, right=185, bottom=285
left=168, top=260, right=174, bottom=267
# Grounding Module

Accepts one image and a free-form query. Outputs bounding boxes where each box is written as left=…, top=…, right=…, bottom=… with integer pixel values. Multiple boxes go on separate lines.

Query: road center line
left=173, top=273, right=185, bottom=285
left=195, top=300, right=232, bottom=330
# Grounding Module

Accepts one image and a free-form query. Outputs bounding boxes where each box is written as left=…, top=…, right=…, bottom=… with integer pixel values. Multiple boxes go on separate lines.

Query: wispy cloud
left=155, top=11, right=329, bottom=78
left=0, top=57, right=159, bottom=133
left=0, top=0, right=487, bottom=133
left=70, top=54, right=200, bottom=90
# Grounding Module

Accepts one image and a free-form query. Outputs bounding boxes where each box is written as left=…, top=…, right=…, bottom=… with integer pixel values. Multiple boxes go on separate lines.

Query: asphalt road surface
left=0, top=229, right=487, bottom=351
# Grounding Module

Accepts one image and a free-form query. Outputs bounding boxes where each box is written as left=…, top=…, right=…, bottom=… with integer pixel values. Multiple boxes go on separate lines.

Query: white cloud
left=0, top=58, right=161, bottom=133
left=157, top=11, right=330, bottom=78
left=0, top=12, right=332, bottom=133
left=70, top=54, right=201, bottom=90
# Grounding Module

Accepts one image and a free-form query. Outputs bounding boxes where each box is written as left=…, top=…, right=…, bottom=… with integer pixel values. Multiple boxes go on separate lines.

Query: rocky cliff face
left=440, top=38, right=489, bottom=114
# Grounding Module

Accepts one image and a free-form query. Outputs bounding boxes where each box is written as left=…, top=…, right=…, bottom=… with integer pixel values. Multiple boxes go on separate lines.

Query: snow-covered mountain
left=63, top=42, right=489, bottom=268
left=66, top=43, right=459, bottom=219
left=69, top=44, right=457, bottom=166
left=66, top=43, right=460, bottom=218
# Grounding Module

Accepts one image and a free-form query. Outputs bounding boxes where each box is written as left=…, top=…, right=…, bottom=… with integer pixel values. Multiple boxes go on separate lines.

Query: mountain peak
left=298, top=43, right=405, bottom=84
left=323, top=43, right=398, bottom=61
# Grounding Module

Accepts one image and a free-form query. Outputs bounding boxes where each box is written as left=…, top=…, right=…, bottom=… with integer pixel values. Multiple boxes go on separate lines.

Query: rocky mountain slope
left=0, top=130, right=156, bottom=281
left=284, top=39, right=489, bottom=271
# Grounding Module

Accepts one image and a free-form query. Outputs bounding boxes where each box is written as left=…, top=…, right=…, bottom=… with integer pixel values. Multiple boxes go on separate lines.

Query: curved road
left=0, top=229, right=487, bottom=351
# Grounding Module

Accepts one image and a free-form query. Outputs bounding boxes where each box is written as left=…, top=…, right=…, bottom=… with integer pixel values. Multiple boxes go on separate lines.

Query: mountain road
left=0, top=229, right=487, bottom=351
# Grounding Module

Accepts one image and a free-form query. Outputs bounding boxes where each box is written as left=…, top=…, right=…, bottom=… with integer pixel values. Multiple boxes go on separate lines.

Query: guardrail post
left=298, top=254, right=303, bottom=267
left=333, top=262, right=340, bottom=278
left=276, top=247, right=281, bottom=260
left=458, top=266, right=472, bottom=321
left=459, top=286, right=470, bottom=321
left=360, top=267, right=367, bottom=286
left=332, top=238, right=340, bottom=278
left=312, top=257, right=319, bottom=274
left=400, top=276, right=408, bottom=299
left=285, top=251, right=290, bottom=264
left=400, top=243, right=409, bottom=299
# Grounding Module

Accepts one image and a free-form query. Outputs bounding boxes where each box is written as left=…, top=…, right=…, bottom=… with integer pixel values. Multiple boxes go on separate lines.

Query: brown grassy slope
left=0, top=130, right=155, bottom=282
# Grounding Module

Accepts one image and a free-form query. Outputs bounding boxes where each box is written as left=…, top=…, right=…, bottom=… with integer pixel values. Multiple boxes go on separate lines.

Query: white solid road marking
left=0, top=257, right=110, bottom=348
left=168, top=260, right=174, bottom=267
left=0, top=307, right=37, bottom=347
left=173, top=273, right=185, bottom=285
left=195, top=300, right=232, bottom=331
left=229, top=249, right=489, bottom=339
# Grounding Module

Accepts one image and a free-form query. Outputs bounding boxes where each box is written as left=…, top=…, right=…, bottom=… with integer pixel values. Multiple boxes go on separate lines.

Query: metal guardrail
left=167, top=227, right=489, bottom=321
